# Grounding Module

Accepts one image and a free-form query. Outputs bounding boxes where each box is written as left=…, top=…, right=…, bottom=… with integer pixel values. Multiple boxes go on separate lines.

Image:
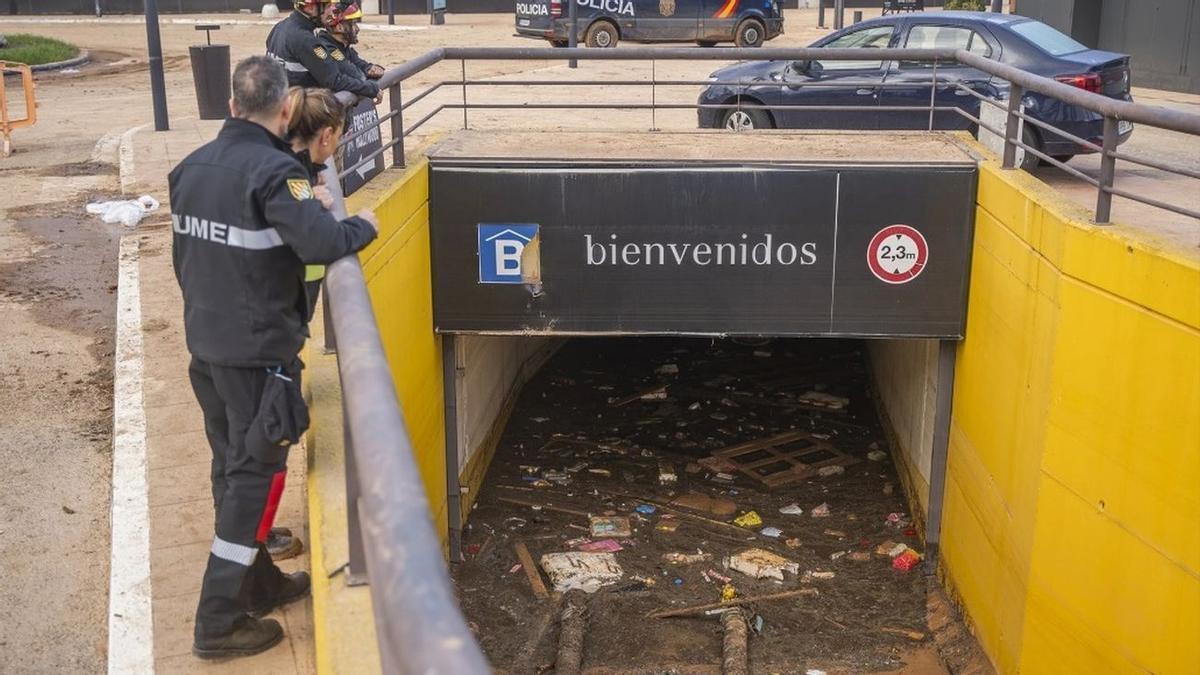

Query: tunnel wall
left=932, top=159, right=1200, bottom=674
left=866, top=339, right=938, bottom=515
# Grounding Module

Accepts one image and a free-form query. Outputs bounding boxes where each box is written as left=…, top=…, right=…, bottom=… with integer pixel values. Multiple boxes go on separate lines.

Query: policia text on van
left=515, top=0, right=784, bottom=48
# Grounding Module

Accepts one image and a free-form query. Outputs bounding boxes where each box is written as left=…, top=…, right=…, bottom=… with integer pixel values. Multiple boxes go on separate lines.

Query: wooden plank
left=513, top=542, right=549, bottom=599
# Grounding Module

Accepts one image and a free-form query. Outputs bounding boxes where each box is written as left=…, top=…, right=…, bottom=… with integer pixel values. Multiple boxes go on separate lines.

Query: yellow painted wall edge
left=946, top=157, right=1199, bottom=675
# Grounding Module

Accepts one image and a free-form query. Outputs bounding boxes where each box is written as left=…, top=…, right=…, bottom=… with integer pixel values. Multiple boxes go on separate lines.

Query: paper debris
left=540, top=552, right=624, bottom=593
left=779, top=503, right=804, bottom=516
left=727, top=548, right=799, bottom=581
left=733, top=511, right=763, bottom=528
left=810, top=503, right=831, bottom=518
left=590, top=516, right=632, bottom=538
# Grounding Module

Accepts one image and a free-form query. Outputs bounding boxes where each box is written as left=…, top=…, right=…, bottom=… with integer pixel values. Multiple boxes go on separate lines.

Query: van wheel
left=734, top=19, right=766, bottom=48
left=697, top=40, right=717, bottom=47
left=585, top=21, right=618, bottom=48
left=722, top=107, right=772, bottom=131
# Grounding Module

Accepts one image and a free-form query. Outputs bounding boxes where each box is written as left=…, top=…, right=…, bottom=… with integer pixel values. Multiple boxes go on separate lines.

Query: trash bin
left=189, top=25, right=230, bottom=121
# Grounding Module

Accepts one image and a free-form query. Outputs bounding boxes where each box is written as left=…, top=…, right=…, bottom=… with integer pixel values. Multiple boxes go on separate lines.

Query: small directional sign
left=867, top=224, right=928, bottom=285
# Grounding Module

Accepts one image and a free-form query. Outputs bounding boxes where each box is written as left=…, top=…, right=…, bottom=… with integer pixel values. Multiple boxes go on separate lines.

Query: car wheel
left=722, top=107, right=772, bottom=131
left=550, top=40, right=568, bottom=48
left=734, top=19, right=766, bottom=48
left=585, top=21, right=618, bottom=48
left=1051, top=154, right=1074, bottom=165
left=697, top=40, right=717, bottom=48
left=1018, top=123, right=1041, bottom=171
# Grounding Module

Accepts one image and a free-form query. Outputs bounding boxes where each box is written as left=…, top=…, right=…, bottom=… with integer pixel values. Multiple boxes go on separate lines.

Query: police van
left=515, top=0, right=784, bottom=49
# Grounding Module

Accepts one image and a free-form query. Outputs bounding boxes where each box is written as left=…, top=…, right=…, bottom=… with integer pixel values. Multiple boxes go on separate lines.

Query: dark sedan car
left=698, top=12, right=1133, bottom=167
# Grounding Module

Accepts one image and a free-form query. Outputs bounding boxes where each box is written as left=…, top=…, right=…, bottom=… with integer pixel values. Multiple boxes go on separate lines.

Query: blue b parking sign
left=478, top=223, right=539, bottom=284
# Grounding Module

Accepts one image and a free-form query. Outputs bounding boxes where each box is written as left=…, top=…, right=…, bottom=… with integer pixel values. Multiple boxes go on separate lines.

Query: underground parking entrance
left=413, top=130, right=981, bottom=672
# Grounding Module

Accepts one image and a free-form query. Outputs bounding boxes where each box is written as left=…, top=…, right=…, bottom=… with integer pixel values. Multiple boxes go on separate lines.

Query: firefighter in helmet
left=266, top=0, right=379, bottom=99
left=318, top=2, right=386, bottom=83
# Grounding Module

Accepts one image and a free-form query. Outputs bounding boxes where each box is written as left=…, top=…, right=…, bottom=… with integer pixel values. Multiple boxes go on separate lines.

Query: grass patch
left=0, top=34, right=81, bottom=66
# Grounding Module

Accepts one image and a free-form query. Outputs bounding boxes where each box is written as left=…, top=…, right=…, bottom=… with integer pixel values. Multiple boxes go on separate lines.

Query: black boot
left=249, top=570, right=311, bottom=618
left=193, top=616, right=284, bottom=659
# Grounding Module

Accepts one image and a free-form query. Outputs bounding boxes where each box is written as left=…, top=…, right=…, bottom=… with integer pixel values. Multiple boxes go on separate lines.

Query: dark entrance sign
left=429, top=162, right=976, bottom=338
left=339, top=99, right=384, bottom=197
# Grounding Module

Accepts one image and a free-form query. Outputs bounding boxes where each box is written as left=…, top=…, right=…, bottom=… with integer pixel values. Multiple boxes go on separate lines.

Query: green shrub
left=944, top=0, right=987, bottom=10
left=0, top=34, right=80, bottom=66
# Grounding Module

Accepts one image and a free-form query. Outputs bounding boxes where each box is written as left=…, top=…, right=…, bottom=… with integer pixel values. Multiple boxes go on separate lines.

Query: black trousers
left=189, top=357, right=295, bottom=639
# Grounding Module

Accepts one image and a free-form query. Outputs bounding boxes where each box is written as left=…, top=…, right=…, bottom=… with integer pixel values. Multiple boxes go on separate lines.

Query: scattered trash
left=868, top=450, right=888, bottom=462
left=752, top=614, right=764, bottom=634
left=663, top=551, right=712, bottom=565
left=656, top=520, right=680, bottom=533
left=60, top=68, right=80, bottom=74
left=817, top=465, right=845, bottom=477
left=543, top=470, right=570, bottom=484
left=631, top=575, right=657, bottom=587
left=798, top=391, right=850, bottom=411
left=712, top=431, right=859, bottom=488
left=759, top=526, right=783, bottom=538
left=806, top=669, right=828, bottom=675
left=733, top=511, right=762, bottom=528
left=688, top=402, right=702, bottom=411
left=588, top=468, right=612, bottom=477
left=727, top=549, right=799, bottom=581
left=810, top=503, right=831, bottom=518
left=888, top=543, right=909, bottom=558
left=656, top=364, right=679, bottom=375
left=540, top=552, right=624, bottom=593
left=635, top=504, right=657, bottom=515
left=892, top=549, right=922, bottom=572
left=804, top=570, right=836, bottom=581
left=784, top=538, right=802, bottom=549
left=579, top=539, right=623, bottom=553
left=658, top=461, right=678, bottom=485
left=670, top=492, right=737, bottom=518
left=509, top=563, right=522, bottom=574
left=848, top=551, right=872, bottom=561
left=707, top=569, right=732, bottom=584
left=883, top=482, right=895, bottom=495
left=590, top=516, right=632, bottom=538
left=86, top=195, right=160, bottom=228
left=881, top=627, right=927, bottom=641
left=779, top=503, right=804, bottom=516
left=673, top=577, right=684, bottom=586
left=830, top=551, right=847, bottom=561
left=609, top=385, right=669, bottom=406
left=753, top=350, right=772, bottom=358
left=823, top=529, right=847, bottom=539
left=530, top=417, right=550, bottom=423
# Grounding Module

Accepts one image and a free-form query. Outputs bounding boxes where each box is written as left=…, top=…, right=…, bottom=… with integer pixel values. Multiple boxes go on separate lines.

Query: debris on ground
left=733, top=511, right=763, bottom=528
left=892, top=549, right=923, bottom=572
left=453, top=338, right=939, bottom=671
left=868, top=450, right=888, bottom=462
left=85, top=195, right=159, bottom=228
left=727, top=548, right=799, bottom=581
left=540, top=552, right=624, bottom=593
left=589, top=516, right=632, bottom=538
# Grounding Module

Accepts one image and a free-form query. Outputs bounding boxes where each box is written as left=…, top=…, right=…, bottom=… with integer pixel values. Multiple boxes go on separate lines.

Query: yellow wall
left=946, top=159, right=1200, bottom=674
left=346, top=159, right=448, bottom=538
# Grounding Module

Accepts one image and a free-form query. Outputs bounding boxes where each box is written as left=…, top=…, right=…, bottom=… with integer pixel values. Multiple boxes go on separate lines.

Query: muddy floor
left=454, top=337, right=955, bottom=674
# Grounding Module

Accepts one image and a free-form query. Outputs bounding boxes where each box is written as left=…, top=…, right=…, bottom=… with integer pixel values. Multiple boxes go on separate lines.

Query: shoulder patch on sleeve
left=287, top=178, right=315, bottom=201
left=313, top=45, right=329, bottom=60
left=331, top=49, right=346, bottom=62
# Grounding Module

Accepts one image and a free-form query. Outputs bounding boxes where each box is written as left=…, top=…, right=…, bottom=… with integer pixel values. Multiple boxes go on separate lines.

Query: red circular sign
left=867, top=225, right=928, bottom=284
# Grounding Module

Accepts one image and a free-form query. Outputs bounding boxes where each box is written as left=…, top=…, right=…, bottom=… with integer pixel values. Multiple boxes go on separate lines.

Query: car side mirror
left=798, top=60, right=823, bottom=77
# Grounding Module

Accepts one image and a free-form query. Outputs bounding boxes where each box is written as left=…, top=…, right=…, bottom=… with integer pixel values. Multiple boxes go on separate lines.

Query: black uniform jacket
left=315, top=29, right=377, bottom=85
left=266, top=11, right=379, bottom=99
left=169, top=118, right=377, bottom=367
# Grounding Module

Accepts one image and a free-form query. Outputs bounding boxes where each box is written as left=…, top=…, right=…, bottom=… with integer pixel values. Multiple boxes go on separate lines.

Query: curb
left=29, top=50, right=91, bottom=72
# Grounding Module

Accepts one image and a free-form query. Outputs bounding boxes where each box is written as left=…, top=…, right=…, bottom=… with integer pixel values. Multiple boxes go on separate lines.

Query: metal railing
left=318, top=46, right=1200, bottom=673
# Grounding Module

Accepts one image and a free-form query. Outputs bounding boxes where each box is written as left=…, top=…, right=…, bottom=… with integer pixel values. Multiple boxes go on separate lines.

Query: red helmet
left=326, top=2, right=364, bottom=28
left=293, top=0, right=330, bottom=12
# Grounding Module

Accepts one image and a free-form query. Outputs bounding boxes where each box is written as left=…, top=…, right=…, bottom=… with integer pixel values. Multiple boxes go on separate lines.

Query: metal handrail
left=318, top=45, right=1200, bottom=672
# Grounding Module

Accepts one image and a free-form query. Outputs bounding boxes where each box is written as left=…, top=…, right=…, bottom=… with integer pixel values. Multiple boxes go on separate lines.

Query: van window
left=900, top=25, right=991, bottom=68
left=1010, top=20, right=1088, bottom=56
left=818, top=24, right=895, bottom=71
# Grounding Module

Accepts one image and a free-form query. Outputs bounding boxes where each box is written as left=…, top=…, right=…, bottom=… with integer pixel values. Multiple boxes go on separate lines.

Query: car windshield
left=1010, top=20, right=1089, bottom=56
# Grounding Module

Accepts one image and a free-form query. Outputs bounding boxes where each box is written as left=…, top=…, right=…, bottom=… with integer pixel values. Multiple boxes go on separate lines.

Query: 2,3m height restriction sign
left=867, top=224, right=928, bottom=284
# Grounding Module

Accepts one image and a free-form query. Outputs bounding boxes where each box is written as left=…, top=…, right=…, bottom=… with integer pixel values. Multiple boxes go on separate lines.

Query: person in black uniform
left=317, top=2, right=384, bottom=83
left=266, top=0, right=378, bottom=100
left=170, top=55, right=377, bottom=659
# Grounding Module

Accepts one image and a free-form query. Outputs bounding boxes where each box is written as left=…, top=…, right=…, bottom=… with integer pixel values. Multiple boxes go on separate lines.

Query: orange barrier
left=0, top=62, right=37, bottom=157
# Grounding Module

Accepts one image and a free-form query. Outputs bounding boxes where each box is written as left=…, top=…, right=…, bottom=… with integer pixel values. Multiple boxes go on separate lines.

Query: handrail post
left=461, top=60, right=469, bottom=130
left=1002, top=82, right=1023, bottom=169
left=1095, top=115, right=1118, bottom=224
left=650, top=59, right=658, bottom=131
left=928, top=57, right=938, bottom=132
left=389, top=82, right=406, bottom=168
